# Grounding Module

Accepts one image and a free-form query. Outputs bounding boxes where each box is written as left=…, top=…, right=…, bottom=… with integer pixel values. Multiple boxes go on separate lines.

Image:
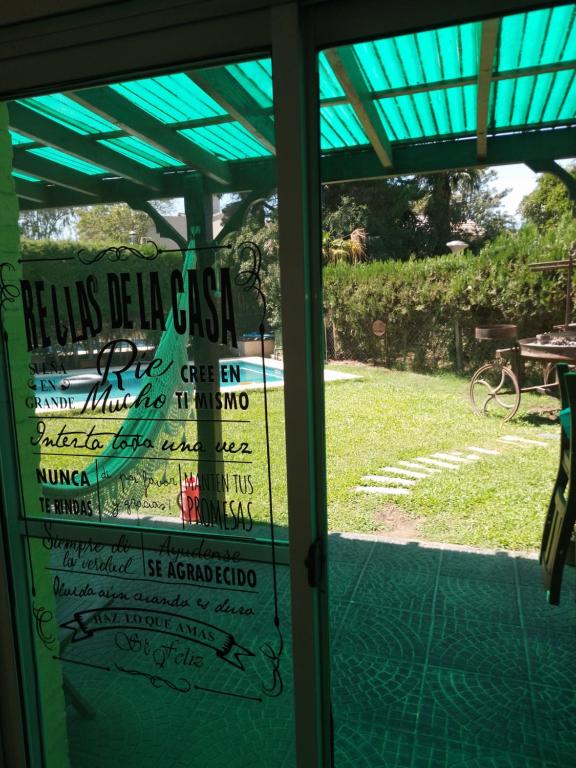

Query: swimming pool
left=31, top=357, right=284, bottom=411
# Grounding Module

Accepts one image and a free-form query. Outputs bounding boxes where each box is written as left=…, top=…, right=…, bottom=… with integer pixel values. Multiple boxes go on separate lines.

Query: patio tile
left=346, top=563, right=437, bottom=613
left=328, top=533, right=376, bottom=564
left=531, top=682, right=576, bottom=767
left=434, top=574, right=522, bottom=626
left=331, top=602, right=429, bottom=662
left=412, top=732, right=552, bottom=768
left=329, top=559, right=369, bottom=602
left=334, top=722, right=415, bottom=768
left=417, top=666, right=540, bottom=758
left=368, top=540, right=442, bottom=574
left=518, top=583, right=576, bottom=631
left=523, top=626, right=576, bottom=688
left=331, top=652, right=424, bottom=732
left=439, top=548, right=517, bottom=584
left=427, top=615, right=529, bottom=680
left=513, top=555, right=544, bottom=587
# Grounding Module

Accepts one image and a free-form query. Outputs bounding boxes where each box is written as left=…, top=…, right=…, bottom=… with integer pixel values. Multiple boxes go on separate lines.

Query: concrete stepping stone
left=380, top=466, right=429, bottom=479
left=415, top=457, right=460, bottom=470
left=467, top=446, right=500, bottom=455
left=361, top=474, right=416, bottom=486
left=499, top=435, right=549, bottom=448
left=432, top=452, right=475, bottom=464
left=353, top=486, right=411, bottom=496
left=398, top=460, right=439, bottom=473
left=447, top=451, right=481, bottom=461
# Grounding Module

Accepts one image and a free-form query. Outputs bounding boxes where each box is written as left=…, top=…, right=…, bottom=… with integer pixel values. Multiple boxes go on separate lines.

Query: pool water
left=33, top=358, right=284, bottom=409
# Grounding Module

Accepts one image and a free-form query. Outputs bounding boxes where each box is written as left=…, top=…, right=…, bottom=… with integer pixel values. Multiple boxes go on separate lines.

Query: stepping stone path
left=354, top=433, right=555, bottom=497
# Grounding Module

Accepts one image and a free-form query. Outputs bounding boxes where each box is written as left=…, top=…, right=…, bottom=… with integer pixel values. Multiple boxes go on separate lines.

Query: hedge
left=323, top=220, right=576, bottom=373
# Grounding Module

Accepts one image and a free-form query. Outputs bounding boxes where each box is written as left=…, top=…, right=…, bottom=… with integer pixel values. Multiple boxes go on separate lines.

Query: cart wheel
left=469, top=362, right=521, bottom=421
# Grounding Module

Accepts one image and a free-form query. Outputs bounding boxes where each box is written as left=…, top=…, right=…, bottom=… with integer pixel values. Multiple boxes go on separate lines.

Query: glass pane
left=28, top=529, right=292, bottom=768
left=1, top=52, right=294, bottom=768
left=320, top=11, right=576, bottom=768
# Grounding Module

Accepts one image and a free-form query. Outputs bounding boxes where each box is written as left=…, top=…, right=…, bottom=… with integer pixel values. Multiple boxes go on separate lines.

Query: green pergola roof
left=10, top=4, right=576, bottom=210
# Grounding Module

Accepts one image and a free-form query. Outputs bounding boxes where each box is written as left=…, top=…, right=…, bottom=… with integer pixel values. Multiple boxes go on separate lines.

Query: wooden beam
left=127, top=199, right=188, bottom=250
left=68, top=87, right=232, bottom=186
left=321, top=126, right=576, bottom=182
left=321, top=59, right=576, bottom=109
left=13, top=178, right=47, bottom=204
left=11, top=152, right=103, bottom=197
left=17, top=125, right=576, bottom=210
left=186, top=68, right=275, bottom=153
left=477, top=18, right=500, bottom=161
left=325, top=47, right=393, bottom=169
left=16, top=172, right=200, bottom=210
left=9, top=102, right=164, bottom=191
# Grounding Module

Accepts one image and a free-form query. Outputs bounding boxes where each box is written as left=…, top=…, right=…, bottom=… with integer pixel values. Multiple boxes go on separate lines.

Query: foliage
left=324, top=219, right=576, bottom=370
left=220, top=197, right=282, bottom=332
left=323, top=194, right=369, bottom=237
left=322, top=228, right=367, bottom=265
left=19, top=208, right=77, bottom=240
left=321, top=169, right=512, bottom=261
left=416, top=168, right=512, bottom=253
left=76, top=200, right=175, bottom=243
left=519, top=165, right=576, bottom=230
left=322, top=177, right=426, bottom=261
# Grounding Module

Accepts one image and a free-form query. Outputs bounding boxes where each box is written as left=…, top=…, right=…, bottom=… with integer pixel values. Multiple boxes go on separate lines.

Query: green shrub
left=324, top=220, right=576, bottom=372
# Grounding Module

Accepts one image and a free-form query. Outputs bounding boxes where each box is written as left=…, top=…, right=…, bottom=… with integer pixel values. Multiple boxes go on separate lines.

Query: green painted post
left=183, top=175, right=225, bottom=509
left=0, top=102, right=70, bottom=768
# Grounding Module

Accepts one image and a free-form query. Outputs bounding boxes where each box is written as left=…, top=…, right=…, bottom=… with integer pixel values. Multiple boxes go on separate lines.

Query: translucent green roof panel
left=17, top=94, right=117, bottom=135
left=375, top=85, right=476, bottom=141
left=179, top=122, right=271, bottom=160
left=226, top=59, right=273, bottom=108
left=111, top=74, right=226, bottom=124
left=9, top=130, right=34, bottom=146
left=98, top=137, right=184, bottom=168
left=318, top=53, right=345, bottom=100
left=493, top=71, right=576, bottom=128
left=320, top=104, right=369, bottom=149
left=12, top=170, right=41, bottom=182
left=27, top=147, right=106, bottom=175
left=353, top=22, right=480, bottom=92
left=498, top=5, right=576, bottom=73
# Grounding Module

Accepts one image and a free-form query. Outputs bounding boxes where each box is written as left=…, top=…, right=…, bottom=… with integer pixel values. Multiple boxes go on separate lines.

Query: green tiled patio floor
left=329, top=535, right=576, bottom=767
left=58, top=535, right=574, bottom=767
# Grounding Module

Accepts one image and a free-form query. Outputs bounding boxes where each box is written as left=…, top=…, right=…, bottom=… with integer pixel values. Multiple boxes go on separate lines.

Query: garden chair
left=540, top=363, right=576, bottom=604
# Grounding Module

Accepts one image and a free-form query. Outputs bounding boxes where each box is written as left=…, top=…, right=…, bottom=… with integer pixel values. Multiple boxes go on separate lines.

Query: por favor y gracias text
left=20, top=267, right=238, bottom=351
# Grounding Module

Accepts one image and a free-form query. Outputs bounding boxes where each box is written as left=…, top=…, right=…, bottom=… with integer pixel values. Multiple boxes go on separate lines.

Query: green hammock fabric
left=42, top=243, right=196, bottom=517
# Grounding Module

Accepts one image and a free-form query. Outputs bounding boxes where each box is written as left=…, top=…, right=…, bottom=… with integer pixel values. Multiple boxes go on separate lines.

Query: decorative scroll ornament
left=0, top=262, right=20, bottom=312
left=32, top=604, right=55, bottom=650
left=77, top=241, right=161, bottom=265
left=115, top=665, right=191, bottom=693
left=260, top=620, right=284, bottom=698
left=235, top=241, right=267, bottom=327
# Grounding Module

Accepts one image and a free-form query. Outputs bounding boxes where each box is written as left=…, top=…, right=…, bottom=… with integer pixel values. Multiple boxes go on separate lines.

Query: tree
left=321, top=170, right=510, bottom=260
left=519, top=165, right=576, bottom=230
left=76, top=200, right=175, bottom=243
left=322, top=177, right=425, bottom=261
left=415, top=168, right=511, bottom=254
left=19, top=207, right=77, bottom=240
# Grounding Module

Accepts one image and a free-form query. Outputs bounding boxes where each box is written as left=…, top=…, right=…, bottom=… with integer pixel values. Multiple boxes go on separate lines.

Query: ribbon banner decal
left=61, top=607, right=254, bottom=670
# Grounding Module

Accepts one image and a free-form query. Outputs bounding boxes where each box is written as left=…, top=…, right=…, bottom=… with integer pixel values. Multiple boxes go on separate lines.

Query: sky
left=491, top=159, right=575, bottom=221
left=490, top=164, right=538, bottom=219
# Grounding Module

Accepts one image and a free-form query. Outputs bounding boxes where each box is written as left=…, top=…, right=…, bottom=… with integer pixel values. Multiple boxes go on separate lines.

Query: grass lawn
left=325, top=362, right=558, bottom=550
left=36, top=362, right=560, bottom=551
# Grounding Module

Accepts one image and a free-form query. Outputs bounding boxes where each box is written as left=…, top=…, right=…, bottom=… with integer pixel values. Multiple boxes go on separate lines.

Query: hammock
left=42, top=242, right=197, bottom=518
